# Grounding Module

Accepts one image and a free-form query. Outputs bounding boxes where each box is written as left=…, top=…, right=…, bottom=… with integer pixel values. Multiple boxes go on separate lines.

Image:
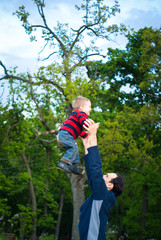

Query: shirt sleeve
left=80, top=131, right=89, bottom=138
left=77, top=111, right=89, bottom=138
left=84, top=146, right=116, bottom=205
left=77, top=111, right=88, bottom=126
left=83, top=146, right=103, bottom=194
left=83, top=153, right=92, bottom=188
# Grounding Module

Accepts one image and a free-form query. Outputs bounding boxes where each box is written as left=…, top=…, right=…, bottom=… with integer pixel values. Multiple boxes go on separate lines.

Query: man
left=78, top=119, right=124, bottom=240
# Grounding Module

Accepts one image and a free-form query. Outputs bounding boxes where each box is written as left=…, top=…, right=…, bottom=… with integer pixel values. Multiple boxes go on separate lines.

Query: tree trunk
left=55, top=187, right=65, bottom=240
left=70, top=174, right=85, bottom=240
left=19, top=216, right=24, bottom=240
left=20, top=152, right=37, bottom=240
left=141, top=184, right=148, bottom=239
left=43, top=146, right=50, bottom=234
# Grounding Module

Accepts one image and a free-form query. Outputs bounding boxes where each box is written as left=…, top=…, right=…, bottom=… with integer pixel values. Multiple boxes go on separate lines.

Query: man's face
left=80, top=101, right=92, bottom=116
left=103, top=173, right=117, bottom=190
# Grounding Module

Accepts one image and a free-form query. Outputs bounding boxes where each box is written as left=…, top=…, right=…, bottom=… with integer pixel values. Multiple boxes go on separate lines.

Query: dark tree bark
left=20, top=152, right=37, bottom=240
left=55, top=187, right=65, bottom=240
left=70, top=174, right=85, bottom=240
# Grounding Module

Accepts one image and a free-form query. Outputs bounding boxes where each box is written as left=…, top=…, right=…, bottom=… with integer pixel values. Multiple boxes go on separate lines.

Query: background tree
left=86, top=27, right=161, bottom=111
left=85, top=26, right=161, bottom=239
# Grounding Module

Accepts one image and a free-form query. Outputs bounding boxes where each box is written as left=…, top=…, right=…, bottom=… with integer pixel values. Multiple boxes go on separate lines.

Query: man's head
left=72, top=96, right=92, bottom=116
left=103, top=173, right=124, bottom=197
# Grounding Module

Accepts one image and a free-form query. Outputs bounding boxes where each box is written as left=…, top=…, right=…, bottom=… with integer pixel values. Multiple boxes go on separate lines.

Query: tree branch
left=69, top=21, right=100, bottom=53
left=35, top=137, right=57, bottom=143
left=34, top=128, right=58, bottom=136
left=30, top=20, right=67, bottom=56
left=0, top=123, right=19, bottom=149
left=28, top=81, right=51, bottom=131
left=70, top=52, right=105, bottom=72
left=0, top=60, right=33, bottom=83
left=41, top=51, right=58, bottom=61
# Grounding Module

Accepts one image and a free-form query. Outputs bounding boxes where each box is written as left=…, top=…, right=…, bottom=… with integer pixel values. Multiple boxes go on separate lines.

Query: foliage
left=86, top=27, right=161, bottom=112
left=98, top=103, right=161, bottom=239
left=13, top=0, right=125, bottom=62
left=0, top=0, right=161, bottom=238
left=39, top=233, right=56, bottom=240
left=0, top=234, right=8, bottom=240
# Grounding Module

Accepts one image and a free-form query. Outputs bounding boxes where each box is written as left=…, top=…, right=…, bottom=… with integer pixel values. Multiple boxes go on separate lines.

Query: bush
left=39, top=233, right=56, bottom=240
left=0, top=234, right=8, bottom=240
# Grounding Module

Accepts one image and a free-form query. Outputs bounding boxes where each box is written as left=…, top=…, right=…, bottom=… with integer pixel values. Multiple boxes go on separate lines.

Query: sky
left=0, top=0, right=161, bottom=75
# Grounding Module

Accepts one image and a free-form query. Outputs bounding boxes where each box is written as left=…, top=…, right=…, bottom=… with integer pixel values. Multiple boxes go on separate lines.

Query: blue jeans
left=57, top=130, right=79, bottom=164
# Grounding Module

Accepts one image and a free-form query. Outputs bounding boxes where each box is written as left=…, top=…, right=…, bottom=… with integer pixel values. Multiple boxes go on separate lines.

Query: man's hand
left=83, top=119, right=100, bottom=135
left=82, top=119, right=100, bottom=150
left=81, top=137, right=90, bottom=155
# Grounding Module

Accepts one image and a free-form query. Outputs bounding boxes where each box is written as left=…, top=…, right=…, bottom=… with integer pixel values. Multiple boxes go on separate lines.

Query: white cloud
left=123, top=8, right=161, bottom=30
left=0, top=0, right=161, bottom=74
left=46, top=2, right=82, bottom=27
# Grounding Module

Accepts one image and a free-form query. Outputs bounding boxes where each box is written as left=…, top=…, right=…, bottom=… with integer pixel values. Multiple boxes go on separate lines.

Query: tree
left=85, top=27, right=161, bottom=111
left=97, top=104, right=161, bottom=239
left=0, top=1, right=127, bottom=238
left=84, top=27, right=161, bottom=239
left=0, top=106, right=14, bottom=230
left=0, top=95, right=60, bottom=238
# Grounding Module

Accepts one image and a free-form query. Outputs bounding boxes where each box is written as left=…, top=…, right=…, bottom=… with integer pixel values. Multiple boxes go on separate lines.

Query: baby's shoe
left=58, top=162, right=71, bottom=173
left=70, top=163, right=81, bottom=175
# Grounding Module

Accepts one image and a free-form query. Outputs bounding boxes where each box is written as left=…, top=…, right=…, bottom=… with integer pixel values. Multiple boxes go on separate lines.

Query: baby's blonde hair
left=72, top=95, right=90, bottom=110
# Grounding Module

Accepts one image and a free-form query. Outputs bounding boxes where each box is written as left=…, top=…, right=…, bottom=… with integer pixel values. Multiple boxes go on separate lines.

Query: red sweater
left=60, top=110, right=88, bottom=140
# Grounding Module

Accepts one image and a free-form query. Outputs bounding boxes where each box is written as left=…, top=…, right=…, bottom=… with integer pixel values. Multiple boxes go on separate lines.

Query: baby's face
left=80, top=101, right=92, bottom=116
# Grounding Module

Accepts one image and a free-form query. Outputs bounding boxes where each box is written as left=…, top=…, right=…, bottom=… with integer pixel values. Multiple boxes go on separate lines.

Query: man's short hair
left=110, top=173, right=124, bottom=197
left=72, top=96, right=90, bottom=110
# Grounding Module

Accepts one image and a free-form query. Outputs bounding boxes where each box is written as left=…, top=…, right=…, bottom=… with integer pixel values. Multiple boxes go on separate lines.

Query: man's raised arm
left=81, top=119, right=100, bottom=154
